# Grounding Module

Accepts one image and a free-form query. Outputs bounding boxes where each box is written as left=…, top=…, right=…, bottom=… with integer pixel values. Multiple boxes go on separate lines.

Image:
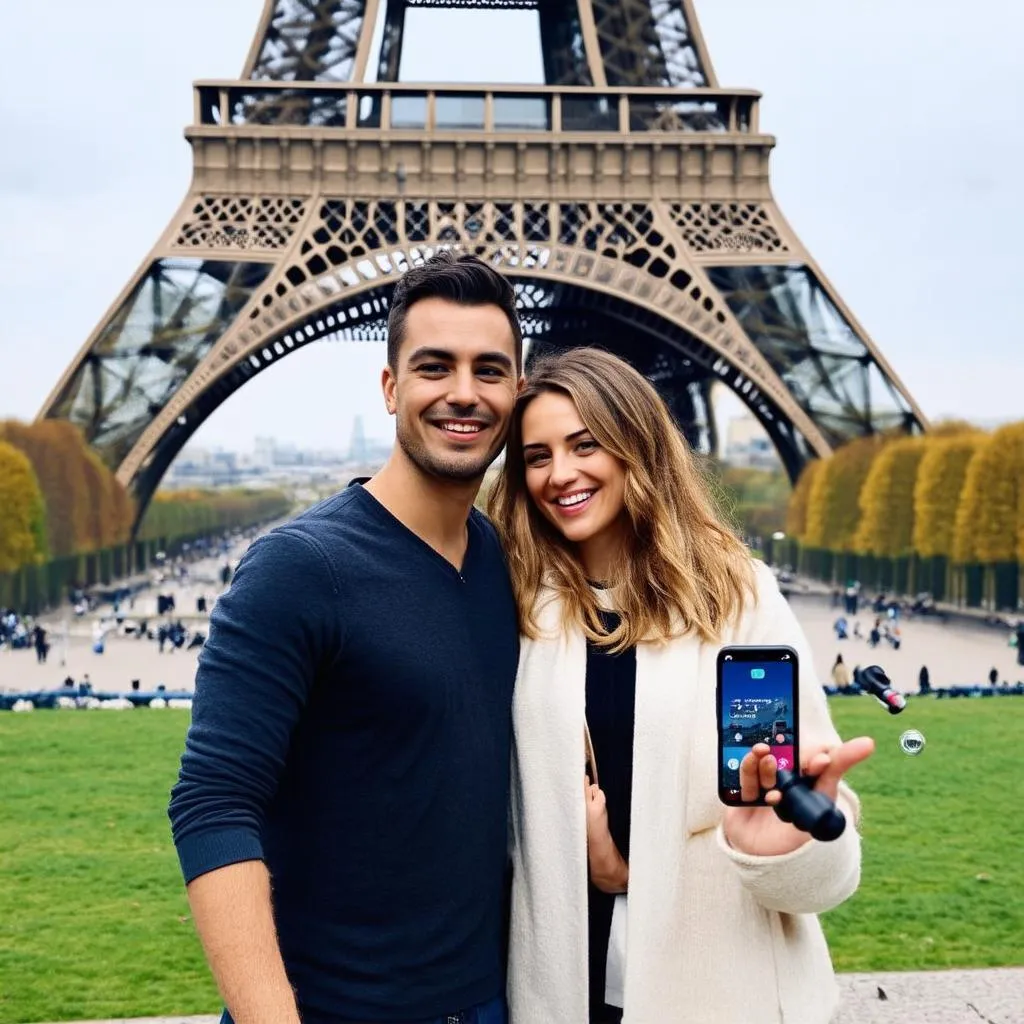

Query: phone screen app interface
left=720, top=658, right=795, bottom=796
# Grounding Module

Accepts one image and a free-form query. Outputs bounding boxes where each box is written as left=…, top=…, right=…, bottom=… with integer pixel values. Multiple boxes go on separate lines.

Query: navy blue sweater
left=168, top=485, right=519, bottom=1021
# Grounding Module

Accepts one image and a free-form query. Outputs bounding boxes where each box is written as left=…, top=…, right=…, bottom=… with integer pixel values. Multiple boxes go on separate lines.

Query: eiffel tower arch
left=40, top=0, right=926, bottom=520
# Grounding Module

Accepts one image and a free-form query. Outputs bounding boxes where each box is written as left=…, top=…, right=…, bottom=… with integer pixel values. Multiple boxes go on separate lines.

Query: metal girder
left=245, top=0, right=715, bottom=87
left=588, top=0, right=712, bottom=88
left=246, top=0, right=371, bottom=81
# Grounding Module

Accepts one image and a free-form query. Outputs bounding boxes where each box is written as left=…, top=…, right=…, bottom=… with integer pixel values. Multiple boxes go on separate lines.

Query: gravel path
left=25, top=967, right=1024, bottom=1024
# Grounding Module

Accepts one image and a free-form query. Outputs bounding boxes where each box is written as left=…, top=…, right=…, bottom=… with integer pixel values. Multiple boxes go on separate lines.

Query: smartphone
left=717, top=645, right=799, bottom=805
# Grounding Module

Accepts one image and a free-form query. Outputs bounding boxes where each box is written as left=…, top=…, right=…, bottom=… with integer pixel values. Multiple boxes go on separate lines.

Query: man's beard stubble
left=395, top=410, right=507, bottom=483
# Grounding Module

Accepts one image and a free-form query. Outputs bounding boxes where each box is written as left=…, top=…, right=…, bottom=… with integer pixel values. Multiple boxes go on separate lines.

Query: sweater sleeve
left=716, top=562, right=862, bottom=914
left=168, top=528, right=340, bottom=883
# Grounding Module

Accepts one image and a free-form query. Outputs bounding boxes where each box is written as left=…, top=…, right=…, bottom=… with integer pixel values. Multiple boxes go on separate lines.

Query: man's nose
left=446, top=366, right=478, bottom=408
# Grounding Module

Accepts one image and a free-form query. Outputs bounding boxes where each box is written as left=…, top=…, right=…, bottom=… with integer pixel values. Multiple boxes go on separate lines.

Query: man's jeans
left=220, top=993, right=507, bottom=1024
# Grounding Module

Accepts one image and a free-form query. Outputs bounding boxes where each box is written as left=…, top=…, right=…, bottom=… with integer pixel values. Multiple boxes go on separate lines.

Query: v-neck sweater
left=169, top=484, right=519, bottom=1021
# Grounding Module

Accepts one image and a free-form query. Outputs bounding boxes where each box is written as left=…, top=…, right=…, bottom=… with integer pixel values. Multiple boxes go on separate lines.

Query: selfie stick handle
left=773, top=768, right=846, bottom=842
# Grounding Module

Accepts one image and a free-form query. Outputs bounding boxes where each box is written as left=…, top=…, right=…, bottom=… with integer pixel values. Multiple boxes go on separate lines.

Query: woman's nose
left=547, top=452, right=577, bottom=487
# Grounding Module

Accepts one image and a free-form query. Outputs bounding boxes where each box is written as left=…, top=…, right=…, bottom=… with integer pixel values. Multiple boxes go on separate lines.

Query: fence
left=762, top=537, right=1023, bottom=612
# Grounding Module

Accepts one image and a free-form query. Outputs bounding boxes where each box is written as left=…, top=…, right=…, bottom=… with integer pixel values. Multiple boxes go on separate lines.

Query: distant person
left=1016, top=622, right=1024, bottom=667
left=831, top=653, right=852, bottom=690
left=988, top=667, right=999, bottom=688
left=169, top=253, right=523, bottom=1024
left=918, top=665, right=931, bottom=695
left=32, top=624, right=49, bottom=664
left=832, top=615, right=849, bottom=640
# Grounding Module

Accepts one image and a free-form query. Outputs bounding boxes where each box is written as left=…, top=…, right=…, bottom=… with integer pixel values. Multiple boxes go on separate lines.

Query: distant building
left=349, top=415, right=368, bottom=464
left=723, top=415, right=780, bottom=470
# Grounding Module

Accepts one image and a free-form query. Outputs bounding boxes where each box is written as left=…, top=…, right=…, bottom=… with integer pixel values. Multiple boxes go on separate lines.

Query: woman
left=489, top=348, right=873, bottom=1024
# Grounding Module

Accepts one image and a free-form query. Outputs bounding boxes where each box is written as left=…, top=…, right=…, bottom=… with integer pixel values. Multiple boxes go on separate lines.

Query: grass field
left=0, top=700, right=1022, bottom=1024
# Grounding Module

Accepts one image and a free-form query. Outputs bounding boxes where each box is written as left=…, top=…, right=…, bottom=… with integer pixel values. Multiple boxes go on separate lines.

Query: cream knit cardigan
left=507, top=562, right=861, bottom=1024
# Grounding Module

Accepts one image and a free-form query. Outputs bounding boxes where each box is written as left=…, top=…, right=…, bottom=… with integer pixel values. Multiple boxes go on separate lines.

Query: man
left=169, top=252, right=523, bottom=1024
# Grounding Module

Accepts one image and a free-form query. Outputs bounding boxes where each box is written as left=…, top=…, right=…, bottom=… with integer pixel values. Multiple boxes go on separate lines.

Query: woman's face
left=521, top=391, right=628, bottom=575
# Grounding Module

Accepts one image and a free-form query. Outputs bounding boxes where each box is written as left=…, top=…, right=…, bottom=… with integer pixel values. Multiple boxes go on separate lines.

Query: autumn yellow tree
left=0, top=442, right=47, bottom=572
left=785, top=459, right=822, bottom=541
left=80, top=448, right=123, bottom=551
left=854, top=436, right=926, bottom=557
left=804, top=436, right=886, bottom=552
left=0, top=420, right=94, bottom=556
left=953, top=423, right=1024, bottom=565
left=914, top=432, right=985, bottom=559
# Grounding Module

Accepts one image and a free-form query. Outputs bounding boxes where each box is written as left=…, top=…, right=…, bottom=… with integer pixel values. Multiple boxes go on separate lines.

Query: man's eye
left=417, top=364, right=448, bottom=374
left=477, top=366, right=507, bottom=378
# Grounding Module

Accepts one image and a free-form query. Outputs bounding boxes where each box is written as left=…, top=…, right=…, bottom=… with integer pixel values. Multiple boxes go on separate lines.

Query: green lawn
left=0, top=700, right=1021, bottom=1023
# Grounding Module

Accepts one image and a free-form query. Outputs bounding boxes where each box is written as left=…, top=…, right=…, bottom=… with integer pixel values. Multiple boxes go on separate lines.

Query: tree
left=855, top=436, right=926, bottom=557
left=953, top=423, right=1024, bottom=565
left=81, top=449, right=122, bottom=550
left=914, top=433, right=985, bottom=559
left=718, top=466, right=792, bottom=539
left=0, top=419, right=134, bottom=554
left=0, top=442, right=47, bottom=572
left=0, top=420, right=92, bottom=556
left=785, top=459, right=822, bottom=541
left=804, top=436, right=886, bottom=552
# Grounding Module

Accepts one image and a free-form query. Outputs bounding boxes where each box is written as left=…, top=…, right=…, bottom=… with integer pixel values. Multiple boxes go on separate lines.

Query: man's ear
left=515, top=373, right=526, bottom=396
left=382, top=365, right=397, bottom=415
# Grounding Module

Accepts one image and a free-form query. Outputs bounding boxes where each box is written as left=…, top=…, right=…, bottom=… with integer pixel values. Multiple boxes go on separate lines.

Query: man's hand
left=584, top=776, right=629, bottom=893
left=723, top=736, right=874, bottom=857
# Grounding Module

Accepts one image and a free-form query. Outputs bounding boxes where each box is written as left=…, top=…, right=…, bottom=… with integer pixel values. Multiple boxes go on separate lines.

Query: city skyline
left=1, top=0, right=1020, bottom=453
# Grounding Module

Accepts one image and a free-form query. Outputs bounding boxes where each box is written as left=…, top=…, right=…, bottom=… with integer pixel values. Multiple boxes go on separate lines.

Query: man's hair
left=386, top=251, right=523, bottom=369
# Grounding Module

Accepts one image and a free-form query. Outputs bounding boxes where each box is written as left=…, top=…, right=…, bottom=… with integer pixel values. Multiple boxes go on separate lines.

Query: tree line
left=0, top=419, right=291, bottom=583
left=0, top=420, right=133, bottom=573
left=785, top=420, right=1024, bottom=609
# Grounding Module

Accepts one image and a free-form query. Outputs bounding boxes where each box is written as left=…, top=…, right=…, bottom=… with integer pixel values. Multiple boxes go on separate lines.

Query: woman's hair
left=488, top=347, right=755, bottom=650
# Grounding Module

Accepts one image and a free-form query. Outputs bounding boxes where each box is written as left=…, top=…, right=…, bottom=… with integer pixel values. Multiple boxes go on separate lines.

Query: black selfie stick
left=773, top=767, right=846, bottom=842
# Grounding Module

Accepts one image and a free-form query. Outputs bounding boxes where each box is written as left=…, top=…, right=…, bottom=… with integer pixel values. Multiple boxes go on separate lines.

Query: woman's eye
left=525, top=453, right=550, bottom=467
left=576, top=439, right=598, bottom=453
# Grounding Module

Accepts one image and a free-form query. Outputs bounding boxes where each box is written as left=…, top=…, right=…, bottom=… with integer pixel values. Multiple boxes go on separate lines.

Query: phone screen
left=717, top=646, right=799, bottom=805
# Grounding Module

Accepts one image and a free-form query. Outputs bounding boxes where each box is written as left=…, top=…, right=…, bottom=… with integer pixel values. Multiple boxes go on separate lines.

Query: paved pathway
left=26, top=967, right=1024, bottom=1024
left=4, top=574, right=1022, bottom=699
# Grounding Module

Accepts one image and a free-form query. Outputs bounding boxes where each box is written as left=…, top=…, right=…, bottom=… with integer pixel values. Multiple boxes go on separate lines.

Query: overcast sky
left=0, top=0, right=1020, bottom=455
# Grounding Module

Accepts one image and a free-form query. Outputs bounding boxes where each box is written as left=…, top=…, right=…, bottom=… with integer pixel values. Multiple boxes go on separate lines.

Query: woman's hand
left=722, top=736, right=874, bottom=857
left=584, top=776, right=629, bottom=893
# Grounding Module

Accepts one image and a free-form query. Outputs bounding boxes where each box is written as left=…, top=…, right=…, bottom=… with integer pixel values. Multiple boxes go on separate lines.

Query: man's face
left=384, top=296, right=520, bottom=482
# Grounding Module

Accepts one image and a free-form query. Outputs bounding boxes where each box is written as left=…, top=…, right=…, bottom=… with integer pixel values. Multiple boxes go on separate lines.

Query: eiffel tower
left=40, top=0, right=926, bottom=519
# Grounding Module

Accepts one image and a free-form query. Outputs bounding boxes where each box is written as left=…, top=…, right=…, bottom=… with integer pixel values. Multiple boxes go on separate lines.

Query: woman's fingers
left=739, top=744, right=774, bottom=802
left=815, top=736, right=875, bottom=796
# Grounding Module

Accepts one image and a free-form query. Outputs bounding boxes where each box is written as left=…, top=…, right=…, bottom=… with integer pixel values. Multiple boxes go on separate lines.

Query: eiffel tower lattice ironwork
left=41, top=0, right=926, bottom=519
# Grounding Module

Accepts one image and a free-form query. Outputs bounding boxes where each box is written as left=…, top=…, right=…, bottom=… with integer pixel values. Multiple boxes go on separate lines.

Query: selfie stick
left=773, top=768, right=846, bottom=842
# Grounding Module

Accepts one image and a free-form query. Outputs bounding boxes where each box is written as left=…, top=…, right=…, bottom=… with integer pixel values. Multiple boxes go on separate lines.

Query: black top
left=585, top=610, right=638, bottom=1019
left=168, top=484, right=519, bottom=1022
